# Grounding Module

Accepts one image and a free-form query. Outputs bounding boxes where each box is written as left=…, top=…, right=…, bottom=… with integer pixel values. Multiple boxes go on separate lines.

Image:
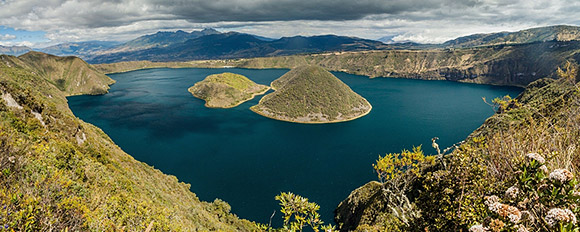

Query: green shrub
left=471, top=153, right=580, bottom=232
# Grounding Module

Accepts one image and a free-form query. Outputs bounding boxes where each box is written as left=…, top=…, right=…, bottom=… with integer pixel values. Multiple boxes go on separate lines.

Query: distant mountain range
left=0, top=45, right=32, bottom=56
left=2, top=25, right=580, bottom=64
left=442, top=25, right=580, bottom=48
left=40, top=41, right=121, bottom=58
left=87, top=30, right=388, bottom=63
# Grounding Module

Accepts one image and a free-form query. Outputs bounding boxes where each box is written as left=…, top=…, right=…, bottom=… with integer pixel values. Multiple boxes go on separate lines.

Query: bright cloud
left=0, top=34, right=16, bottom=40
left=0, top=0, right=578, bottom=46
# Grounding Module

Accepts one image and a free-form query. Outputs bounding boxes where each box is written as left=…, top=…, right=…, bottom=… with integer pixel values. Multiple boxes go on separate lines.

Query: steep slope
left=334, top=70, right=580, bottom=230
left=17, top=51, right=115, bottom=96
left=250, top=65, right=371, bottom=123
left=0, top=54, right=257, bottom=231
left=93, top=40, right=580, bottom=87
left=188, top=72, right=270, bottom=108
left=443, top=25, right=580, bottom=48
left=201, top=40, right=580, bottom=87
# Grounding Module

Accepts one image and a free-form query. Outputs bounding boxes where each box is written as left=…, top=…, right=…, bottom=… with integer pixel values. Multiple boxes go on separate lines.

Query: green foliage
left=372, top=146, right=433, bottom=184
left=275, top=192, right=334, bottom=232
left=207, top=72, right=256, bottom=90
left=0, top=54, right=258, bottom=231
left=411, top=140, right=496, bottom=231
left=251, top=65, right=371, bottom=123
left=189, top=72, right=269, bottom=108
left=485, top=95, right=522, bottom=114
left=556, top=60, right=578, bottom=83
left=472, top=153, right=580, bottom=231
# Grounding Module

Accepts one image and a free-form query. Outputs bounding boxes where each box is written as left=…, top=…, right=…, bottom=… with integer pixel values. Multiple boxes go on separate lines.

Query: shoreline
left=189, top=85, right=271, bottom=109
left=92, top=59, right=529, bottom=89
left=250, top=98, right=373, bottom=124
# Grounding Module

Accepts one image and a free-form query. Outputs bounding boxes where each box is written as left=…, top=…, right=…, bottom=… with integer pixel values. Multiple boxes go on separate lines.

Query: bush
left=471, top=153, right=580, bottom=232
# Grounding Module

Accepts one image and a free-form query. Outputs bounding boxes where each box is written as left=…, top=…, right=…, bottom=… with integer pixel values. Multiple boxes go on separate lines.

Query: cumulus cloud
left=0, top=0, right=579, bottom=45
left=0, top=34, right=16, bottom=40
left=0, top=40, right=34, bottom=47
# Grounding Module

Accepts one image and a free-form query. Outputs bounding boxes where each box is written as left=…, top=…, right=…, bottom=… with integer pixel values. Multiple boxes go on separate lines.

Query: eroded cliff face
left=232, top=41, right=579, bottom=87
left=93, top=40, right=580, bottom=87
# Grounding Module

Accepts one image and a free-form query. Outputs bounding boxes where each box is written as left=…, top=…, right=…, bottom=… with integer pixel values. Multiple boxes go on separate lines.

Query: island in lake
left=250, top=65, right=372, bottom=123
left=188, top=72, right=270, bottom=108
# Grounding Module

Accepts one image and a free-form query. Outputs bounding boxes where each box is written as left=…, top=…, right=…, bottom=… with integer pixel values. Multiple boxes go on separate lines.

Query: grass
left=0, top=54, right=258, bottom=231
left=334, top=62, right=580, bottom=231
left=188, top=72, right=269, bottom=108
left=204, top=72, right=258, bottom=91
left=250, top=65, right=371, bottom=123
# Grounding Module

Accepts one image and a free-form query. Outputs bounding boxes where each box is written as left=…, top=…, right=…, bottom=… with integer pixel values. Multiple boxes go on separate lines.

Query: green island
left=188, top=72, right=270, bottom=108
left=250, top=65, right=372, bottom=123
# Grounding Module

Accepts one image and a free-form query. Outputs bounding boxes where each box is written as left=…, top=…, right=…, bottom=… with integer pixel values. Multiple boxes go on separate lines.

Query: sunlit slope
left=0, top=53, right=257, bottom=231
left=251, top=65, right=371, bottom=123
left=188, top=72, right=270, bottom=108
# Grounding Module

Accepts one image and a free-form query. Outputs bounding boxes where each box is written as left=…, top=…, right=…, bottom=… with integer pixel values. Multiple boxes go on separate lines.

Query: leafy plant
left=275, top=192, right=334, bottom=232
left=471, top=153, right=580, bottom=232
left=483, top=95, right=522, bottom=114
left=372, top=146, right=433, bottom=185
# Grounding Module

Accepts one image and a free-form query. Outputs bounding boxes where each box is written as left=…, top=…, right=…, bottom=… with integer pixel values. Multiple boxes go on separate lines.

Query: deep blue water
left=68, top=68, right=522, bottom=225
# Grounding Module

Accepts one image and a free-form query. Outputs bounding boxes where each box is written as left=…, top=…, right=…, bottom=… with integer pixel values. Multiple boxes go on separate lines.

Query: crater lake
left=67, top=68, right=522, bottom=225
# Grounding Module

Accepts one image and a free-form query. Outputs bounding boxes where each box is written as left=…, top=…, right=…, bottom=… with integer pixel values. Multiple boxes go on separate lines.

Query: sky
left=0, top=0, right=579, bottom=48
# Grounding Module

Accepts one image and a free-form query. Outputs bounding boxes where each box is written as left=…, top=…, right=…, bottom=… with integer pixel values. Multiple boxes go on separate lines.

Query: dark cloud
left=150, top=0, right=482, bottom=22
left=0, top=0, right=579, bottom=45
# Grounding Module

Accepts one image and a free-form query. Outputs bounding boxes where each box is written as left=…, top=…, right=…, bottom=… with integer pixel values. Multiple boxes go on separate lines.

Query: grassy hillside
left=0, top=53, right=257, bottom=231
left=250, top=65, right=371, bottom=123
left=17, top=51, right=115, bottom=96
left=188, top=72, right=270, bottom=108
left=334, top=63, right=580, bottom=231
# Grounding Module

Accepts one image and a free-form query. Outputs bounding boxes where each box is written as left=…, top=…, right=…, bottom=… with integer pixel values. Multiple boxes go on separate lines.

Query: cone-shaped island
left=250, top=65, right=372, bottom=123
left=188, top=72, right=270, bottom=108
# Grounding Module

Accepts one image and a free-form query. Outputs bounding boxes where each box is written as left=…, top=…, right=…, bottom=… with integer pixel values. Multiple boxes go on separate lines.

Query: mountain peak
left=201, top=28, right=220, bottom=34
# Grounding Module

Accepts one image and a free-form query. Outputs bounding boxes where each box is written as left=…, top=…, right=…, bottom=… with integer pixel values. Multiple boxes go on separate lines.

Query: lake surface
left=68, top=68, right=522, bottom=225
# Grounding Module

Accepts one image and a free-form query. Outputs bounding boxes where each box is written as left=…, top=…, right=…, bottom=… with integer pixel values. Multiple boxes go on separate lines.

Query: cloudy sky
left=0, top=0, right=579, bottom=47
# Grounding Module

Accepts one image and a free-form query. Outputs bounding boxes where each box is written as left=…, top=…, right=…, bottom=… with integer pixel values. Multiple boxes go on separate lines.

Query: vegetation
left=188, top=72, right=270, bottom=108
left=250, top=65, right=372, bottom=123
left=273, top=192, right=334, bottom=232
left=0, top=53, right=258, bottom=231
left=92, top=60, right=203, bottom=74
left=470, top=152, right=579, bottom=231
left=93, top=39, right=580, bottom=87
left=15, top=51, right=115, bottom=96
left=335, top=60, right=580, bottom=231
